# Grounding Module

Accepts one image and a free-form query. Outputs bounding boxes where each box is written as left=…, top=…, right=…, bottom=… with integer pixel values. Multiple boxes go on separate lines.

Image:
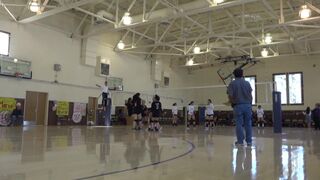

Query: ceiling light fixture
left=193, top=46, right=201, bottom=54
left=299, top=5, right=311, bottom=19
left=186, top=58, right=194, bottom=66
left=261, top=48, right=269, bottom=57
left=122, top=12, right=132, bottom=25
left=29, top=0, right=40, bottom=13
left=117, top=40, right=125, bottom=50
left=213, top=0, right=224, bottom=4
left=13, top=58, right=18, bottom=63
left=264, top=33, right=272, bottom=44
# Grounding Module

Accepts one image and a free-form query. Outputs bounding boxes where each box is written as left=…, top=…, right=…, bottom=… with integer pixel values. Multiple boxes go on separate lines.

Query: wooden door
left=36, top=92, right=48, bottom=125
left=25, top=91, right=38, bottom=122
left=25, top=91, right=48, bottom=125
left=88, top=97, right=98, bottom=123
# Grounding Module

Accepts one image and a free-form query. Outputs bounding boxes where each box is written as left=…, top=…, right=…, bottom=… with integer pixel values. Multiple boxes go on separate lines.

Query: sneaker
left=235, top=142, right=244, bottom=146
left=247, top=143, right=252, bottom=146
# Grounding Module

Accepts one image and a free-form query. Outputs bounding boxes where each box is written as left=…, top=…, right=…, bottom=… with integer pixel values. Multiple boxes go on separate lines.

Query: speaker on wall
left=96, top=56, right=110, bottom=77
left=54, top=64, right=61, bottom=72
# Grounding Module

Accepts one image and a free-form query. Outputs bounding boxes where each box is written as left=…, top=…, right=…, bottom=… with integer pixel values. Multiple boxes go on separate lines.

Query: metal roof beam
left=19, top=0, right=101, bottom=23
left=1, top=2, right=18, bottom=22
left=85, top=0, right=259, bottom=37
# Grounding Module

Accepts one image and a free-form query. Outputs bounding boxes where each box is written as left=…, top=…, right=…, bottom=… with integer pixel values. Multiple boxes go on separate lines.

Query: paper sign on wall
left=0, top=97, right=16, bottom=111
left=56, top=101, right=69, bottom=116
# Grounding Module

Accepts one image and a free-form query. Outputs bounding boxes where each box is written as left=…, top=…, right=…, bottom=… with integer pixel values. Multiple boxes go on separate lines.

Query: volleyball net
left=109, top=81, right=274, bottom=111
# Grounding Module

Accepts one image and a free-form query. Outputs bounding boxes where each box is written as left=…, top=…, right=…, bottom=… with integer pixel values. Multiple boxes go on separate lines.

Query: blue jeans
left=234, top=104, right=252, bottom=144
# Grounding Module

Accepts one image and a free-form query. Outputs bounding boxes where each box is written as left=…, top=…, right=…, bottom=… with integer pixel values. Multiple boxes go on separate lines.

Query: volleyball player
left=256, top=105, right=265, bottom=127
left=141, top=100, right=149, bottom=125
left=187, top=101, right=196, bottom=129
left=96, top=81, right=109, bottom=111
left=172, top=103, right=178, bottom=126
left=151, top=95, right=162, bottom=131
left=132, top=93, right=143, bottom=130
left=205, top=99, right=214, bottom=130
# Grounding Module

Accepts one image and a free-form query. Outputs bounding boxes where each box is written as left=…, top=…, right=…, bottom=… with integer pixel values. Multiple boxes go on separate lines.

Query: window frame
left=273, top=73, right=287, bottom=105
left=244, top=75, right=257, bottom=105
left=0, top=30, right=11, bottom=56
left=273, top=72, right=304, bottom=105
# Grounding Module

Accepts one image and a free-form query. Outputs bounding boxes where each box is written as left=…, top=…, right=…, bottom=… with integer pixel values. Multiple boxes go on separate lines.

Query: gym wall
left=0, top=17, right=188, bottom=108
left=186, top=55, right=320, bottom=111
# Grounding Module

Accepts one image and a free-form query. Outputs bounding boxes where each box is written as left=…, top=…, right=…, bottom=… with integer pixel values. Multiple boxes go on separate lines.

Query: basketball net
left=14, top=72, right=22, bottom=78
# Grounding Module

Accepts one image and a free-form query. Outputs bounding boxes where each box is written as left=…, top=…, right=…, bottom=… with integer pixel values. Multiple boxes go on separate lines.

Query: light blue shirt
left=227, top=78, right=252, bottom=104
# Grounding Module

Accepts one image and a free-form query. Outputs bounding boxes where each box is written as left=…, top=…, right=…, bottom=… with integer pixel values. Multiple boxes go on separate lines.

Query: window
left=274, top=74, right=287, bottom=104
left=164, top=76, right=170, bottom=87
left=0, top=31, right=10, bottom=56
left=288, top=73, right=302, bottom=104
left=244, top=76, right=257, bottom=105
left=232, top=76, right=257, bottom=105
left=273, top=72, right=303, bottom=105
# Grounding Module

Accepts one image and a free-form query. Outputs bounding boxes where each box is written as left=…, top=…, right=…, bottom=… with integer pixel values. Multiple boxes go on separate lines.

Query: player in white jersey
left=96, top=81, right=110, bottom=111
left=205, top=99, right=214, bottom=130
left=172, top=103, right=178, bottom=126
left=256, top=105, right=265, bottom=127
left=187, top=101, right=196, bottom=129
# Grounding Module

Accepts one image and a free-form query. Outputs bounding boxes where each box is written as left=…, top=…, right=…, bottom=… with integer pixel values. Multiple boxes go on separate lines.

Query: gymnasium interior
left=0, top=0, right=320, bottom=179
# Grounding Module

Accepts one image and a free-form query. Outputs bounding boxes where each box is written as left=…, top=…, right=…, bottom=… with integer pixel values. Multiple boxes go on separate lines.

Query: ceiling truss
left=1, top=0, right=320, bottom=64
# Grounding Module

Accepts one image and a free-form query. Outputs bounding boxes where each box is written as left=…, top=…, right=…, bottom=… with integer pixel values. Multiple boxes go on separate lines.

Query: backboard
left=217, top=67, right=233, bottom=86
left=0, top=55, right=32, bottom=79
left=107, top=77, right=123, bottom=91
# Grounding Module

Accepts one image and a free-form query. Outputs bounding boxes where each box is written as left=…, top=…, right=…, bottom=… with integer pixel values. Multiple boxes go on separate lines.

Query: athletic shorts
left=132, top=114, right=142, bottom=120
left=206, top=114, right=214, bottom=120
left=102, top=93, right=108, bottom=107
left=188, top=114, right=195, bottom=120
left=152, top=117, right=160, bottom=122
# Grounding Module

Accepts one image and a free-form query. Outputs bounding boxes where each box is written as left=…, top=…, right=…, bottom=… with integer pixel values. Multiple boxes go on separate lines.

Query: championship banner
left=72, top=112, right=82, bottom=123
left=56, top=101, right=69, bottom=116
left=72, top=102, right=86, bottom=123
left=0, top=97, right=16, bottom=111
left=73, top=102, right=86, bottom=116
left=80, top=104, right=86, bottom=116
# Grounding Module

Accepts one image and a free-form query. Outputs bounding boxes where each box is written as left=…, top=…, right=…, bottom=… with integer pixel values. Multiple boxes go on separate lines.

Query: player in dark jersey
left=150, top=95, right=162, bottom=131
left=132, top=93, right=143, bottom=130
left=141, top=101, right=149, bottom=125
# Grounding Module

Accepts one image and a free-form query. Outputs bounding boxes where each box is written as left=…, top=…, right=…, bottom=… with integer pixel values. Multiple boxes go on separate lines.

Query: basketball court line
left=75, top=140, right=196, bottom=180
